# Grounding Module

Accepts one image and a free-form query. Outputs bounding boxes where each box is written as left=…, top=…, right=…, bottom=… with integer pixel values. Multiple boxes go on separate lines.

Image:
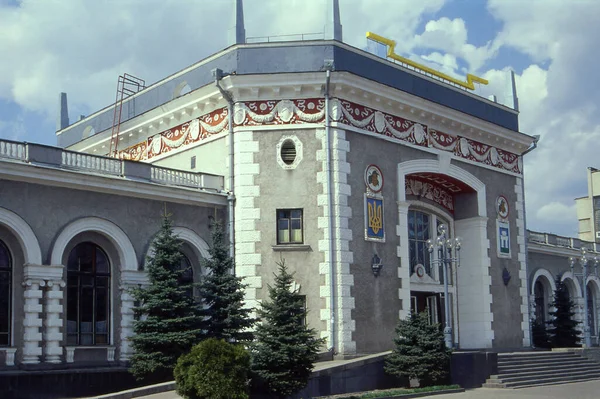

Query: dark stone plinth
left=0, top=367, right=160, bottom=399
left=450, top=351, right=497, bottom=389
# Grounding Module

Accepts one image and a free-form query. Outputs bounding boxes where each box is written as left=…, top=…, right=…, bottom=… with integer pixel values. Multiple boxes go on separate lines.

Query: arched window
left=178, top=254, right=193, bottom=298
left=534, top=280, right=546, bottom=324
left=66, top=242, right=110, bottom=346
left=408, top=209, right=450, bottom=281
left=0, top=240, right=11, bottom=346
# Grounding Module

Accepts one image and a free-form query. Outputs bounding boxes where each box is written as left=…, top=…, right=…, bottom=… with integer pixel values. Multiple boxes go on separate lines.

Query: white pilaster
left=233, top=131, right=262, bottom=317
left=44, top=279, right=65, bottom=363
left=317, top=128, right=355, bottom=356
left=455, top=216, right=494, bottom=349
left=515, top=177, right=531, bottom=346
left=22, top=278, right=44, bottom=364
left=119, top=270, right=149, bottom=361
left=396, top=201, right=411, bottom=320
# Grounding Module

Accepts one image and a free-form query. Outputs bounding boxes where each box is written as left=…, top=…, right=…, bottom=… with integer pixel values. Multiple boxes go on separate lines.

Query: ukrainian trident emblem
left=365, top=164, right=385, bottom=241
left=368, top=198, right=383, bottom=235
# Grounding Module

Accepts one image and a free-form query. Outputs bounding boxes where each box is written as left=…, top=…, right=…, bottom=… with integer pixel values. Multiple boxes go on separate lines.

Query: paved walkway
left=138, top=379, right=600, bottom=399
left=424, top=380, right=600, bottom=399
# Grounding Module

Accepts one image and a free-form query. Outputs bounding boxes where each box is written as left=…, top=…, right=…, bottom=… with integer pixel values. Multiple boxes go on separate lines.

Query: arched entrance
left=398, top=158, right=490, bottom=349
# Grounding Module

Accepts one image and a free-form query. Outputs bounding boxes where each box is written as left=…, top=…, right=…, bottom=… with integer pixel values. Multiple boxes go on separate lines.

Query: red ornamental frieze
left=117, top=107, right=229, bottom=161
left=405, top=177, right=454, bottom=213
left=233, top=99, right=325, bottom=126
left=330, top=99, right=428, bottom=148
left=118, top=141, right=147, bottom=161
left=428, top=129, right=520, bottom=173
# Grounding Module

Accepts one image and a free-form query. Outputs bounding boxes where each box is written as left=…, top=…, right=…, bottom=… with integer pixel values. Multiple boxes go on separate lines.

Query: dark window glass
left=587, top=285, right=595, bottom=336
left=534, top=280, right=545, bottom=325
left=66, top=242, right=110, bottom=346
left=178, top=255, right=193, bottom=298
left=277, top=209, right=303, bottom=244
left=0, top=240, right=11, bottom=347
left=408, top=210, right=432, bottom=275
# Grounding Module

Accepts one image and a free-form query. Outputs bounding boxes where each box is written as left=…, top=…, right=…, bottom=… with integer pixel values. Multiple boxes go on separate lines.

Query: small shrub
left=385, top=311, right=451, bottom=386
left=174, top=338, right=250, bottom=399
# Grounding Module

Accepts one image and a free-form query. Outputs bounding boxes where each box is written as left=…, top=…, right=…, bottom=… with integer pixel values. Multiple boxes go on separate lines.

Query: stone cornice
left=0, top=161, right=228, bottom=207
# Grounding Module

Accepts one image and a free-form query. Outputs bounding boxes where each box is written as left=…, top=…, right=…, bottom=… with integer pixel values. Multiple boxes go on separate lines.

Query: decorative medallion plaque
left=496, top=195, right=509, bottom=220
left=365, top=164, right=384, bottom=194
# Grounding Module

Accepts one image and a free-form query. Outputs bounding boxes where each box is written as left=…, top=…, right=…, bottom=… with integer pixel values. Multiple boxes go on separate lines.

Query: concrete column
left=44, top=279, right=65, bottom=363
left=22, top=279, right=44, bottom=364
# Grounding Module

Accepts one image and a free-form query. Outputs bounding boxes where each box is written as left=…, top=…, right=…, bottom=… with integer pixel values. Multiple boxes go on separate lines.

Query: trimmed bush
left=174, top=338, right=250, bottom=399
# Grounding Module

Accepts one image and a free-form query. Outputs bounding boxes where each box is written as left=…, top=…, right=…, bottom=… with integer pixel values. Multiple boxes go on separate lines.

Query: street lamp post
left=427, top=223, right=461, bottom=349
left=569, top=247, right=598, bottom=348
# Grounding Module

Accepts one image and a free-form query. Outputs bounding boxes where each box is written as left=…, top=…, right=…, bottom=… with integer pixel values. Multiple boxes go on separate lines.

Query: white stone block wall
left=233, top=131, right=262, bottom=317
left=396, top=202, right=412, bottom=320
left=515, top=177, right=531, bottom=346
left=317, top=128, right=356, bottom=356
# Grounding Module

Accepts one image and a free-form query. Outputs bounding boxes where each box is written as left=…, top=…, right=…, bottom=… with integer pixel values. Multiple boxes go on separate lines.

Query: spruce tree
left=197, top=221, right=255, bottom=342
left=130, top=215, right=203, bottom=381
left=251, top=261, right=325, bottom=399
left=547, top=275, right=581, bottom=348
left=385, top=311, right=451, bottom=386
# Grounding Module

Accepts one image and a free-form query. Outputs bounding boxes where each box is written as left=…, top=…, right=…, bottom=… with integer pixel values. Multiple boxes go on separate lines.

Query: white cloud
left=411, top=17, right=498, bottom=72
left=485, top=0, right=600, bottom=237
left=0, top=0, right=448, bottom=122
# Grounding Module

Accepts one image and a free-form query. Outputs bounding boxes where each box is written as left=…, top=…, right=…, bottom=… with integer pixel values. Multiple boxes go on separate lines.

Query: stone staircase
left=483, top=351, right=600, bottom=388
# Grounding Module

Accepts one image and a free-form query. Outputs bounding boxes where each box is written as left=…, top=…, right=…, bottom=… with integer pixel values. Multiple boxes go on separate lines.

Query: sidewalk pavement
left=133, top=379, right=600, bottom=399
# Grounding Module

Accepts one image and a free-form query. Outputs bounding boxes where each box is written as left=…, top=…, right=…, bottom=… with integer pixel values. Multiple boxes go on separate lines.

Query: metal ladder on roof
left=109, top=73, right=145, bottom=158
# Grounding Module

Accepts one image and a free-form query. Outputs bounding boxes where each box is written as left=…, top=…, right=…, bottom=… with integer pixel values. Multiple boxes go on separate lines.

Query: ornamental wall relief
left=116, top=96, right=521, bottom=174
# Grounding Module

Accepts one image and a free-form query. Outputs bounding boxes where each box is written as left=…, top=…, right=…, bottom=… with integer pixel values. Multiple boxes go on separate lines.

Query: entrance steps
left=483, top=351, right=600, bottom=388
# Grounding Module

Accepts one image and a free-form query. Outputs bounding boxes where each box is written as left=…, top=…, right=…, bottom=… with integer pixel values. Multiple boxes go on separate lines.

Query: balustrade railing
left=61, top=151, right=122, bottom=176
left=528, top=230, right=598, bottom=253
left=151, top=166, right=202, bottom=188
left=0, top=139, right=223, bottom=192
left=0, top=139, right=27, bottom=161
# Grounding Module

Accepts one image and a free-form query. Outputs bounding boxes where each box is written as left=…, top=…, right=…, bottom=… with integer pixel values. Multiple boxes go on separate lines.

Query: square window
left=277, top=209, right=303, bottom=244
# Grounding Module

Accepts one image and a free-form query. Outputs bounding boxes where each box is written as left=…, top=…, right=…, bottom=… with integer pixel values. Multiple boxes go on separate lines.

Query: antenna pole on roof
left=324, top=0, right=343, bottom=41
left=228, top=0, right=246, bottom=46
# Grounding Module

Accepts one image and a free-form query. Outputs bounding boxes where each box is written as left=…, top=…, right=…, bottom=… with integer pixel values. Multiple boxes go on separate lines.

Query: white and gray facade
left=2, top=1, right=595, bottom=375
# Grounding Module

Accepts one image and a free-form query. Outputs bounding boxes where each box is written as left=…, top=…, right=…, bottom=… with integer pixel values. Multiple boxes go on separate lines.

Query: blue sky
left=1, top=0, right=599, bottom=238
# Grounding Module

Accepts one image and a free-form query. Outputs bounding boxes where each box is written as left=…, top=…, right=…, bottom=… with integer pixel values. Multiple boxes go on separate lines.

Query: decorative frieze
left=429, top=129, right=520, bottom=174
left=234, top=99, right=325, bottom=126
left=117, top=96, right=521, bottom=174
left=405, top=177, right=454, bottom=213
left=118, top=107, right=229, bottom=161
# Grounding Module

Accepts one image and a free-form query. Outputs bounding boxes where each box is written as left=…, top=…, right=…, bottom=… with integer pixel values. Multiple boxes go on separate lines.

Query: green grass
left=325, top=384, right=461, bottom=399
